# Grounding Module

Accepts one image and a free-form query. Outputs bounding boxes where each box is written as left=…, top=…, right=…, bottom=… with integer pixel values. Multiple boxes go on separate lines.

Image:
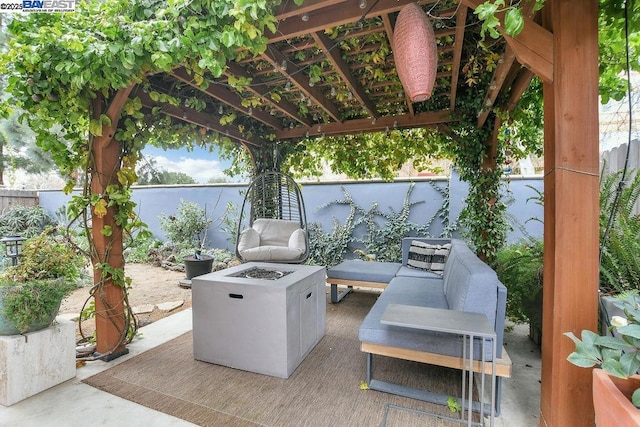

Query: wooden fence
left=0, top=189, right=39, bottom=214
left=600, top=138, right=640, bottom=214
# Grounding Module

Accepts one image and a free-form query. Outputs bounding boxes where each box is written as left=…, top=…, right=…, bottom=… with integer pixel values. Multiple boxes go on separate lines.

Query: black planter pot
left=183, top=254, right=214, bottom=280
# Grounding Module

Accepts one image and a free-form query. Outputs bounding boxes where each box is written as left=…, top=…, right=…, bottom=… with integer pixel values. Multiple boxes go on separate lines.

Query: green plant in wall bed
left=0, top=228, right=85, bottom=334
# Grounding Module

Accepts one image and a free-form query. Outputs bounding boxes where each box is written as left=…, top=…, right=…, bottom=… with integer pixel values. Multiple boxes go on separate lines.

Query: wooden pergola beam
left=224, top=61, right=314, bottom=127
left=137, top=90, right=262, bottom=148
left=262, top=47, right=342, bottom=124
left=267, top=0, right=437, bottom=43
left=461, top=0, right=553, bottom=84
left=449, top=5, right=467, bottom=111
left=477, top=46, right=517, bottom=128
left=276, top=110, right=454, bottom=139
left=91, top=84, right=135, bottom=358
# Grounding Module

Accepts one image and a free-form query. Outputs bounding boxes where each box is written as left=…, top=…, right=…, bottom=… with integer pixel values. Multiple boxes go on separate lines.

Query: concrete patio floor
left=0, top=300, right=542, bottom=427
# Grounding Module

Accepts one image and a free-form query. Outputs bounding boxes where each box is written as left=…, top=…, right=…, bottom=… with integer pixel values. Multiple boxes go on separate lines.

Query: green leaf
left=474, top=2, right=500, bottom=20
left=566, top=352, right=599, bottom=368
left=594, top=335, right=633, bottom=350
left=618, top=324, right=640, bottom=340
left=619, top=352, right=640, bottom=377
left=100, top=114, right=112, bottom=128
left=602, top=359, right=629, bottom=379
left=89, top=118, right=103, bottom=137
left=101, top=225, right=113, bottom=237
left=504, top=9, right=525, bottom=37
left=221, top=30, right=235, bottom=47
left=632, top=388, right=640, bottom=408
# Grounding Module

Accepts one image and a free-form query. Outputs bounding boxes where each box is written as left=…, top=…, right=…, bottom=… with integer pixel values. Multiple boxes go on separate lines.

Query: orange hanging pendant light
left=393, top=3, right=438, bottom=103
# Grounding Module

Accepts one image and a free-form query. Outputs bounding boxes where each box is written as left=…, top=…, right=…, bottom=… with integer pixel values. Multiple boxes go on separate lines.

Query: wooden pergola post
left=91, top=86, right=135, bottom=359
left=540, top=0, right=600, bottom=425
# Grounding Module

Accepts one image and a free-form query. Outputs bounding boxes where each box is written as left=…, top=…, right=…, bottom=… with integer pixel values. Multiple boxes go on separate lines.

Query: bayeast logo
left=22, top=0, right=75, bottom=12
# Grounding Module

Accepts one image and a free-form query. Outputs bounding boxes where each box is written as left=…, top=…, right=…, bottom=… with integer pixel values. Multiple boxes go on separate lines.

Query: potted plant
left=0, top=229, right=86, bottom=335
left=159, top=200, right=216, bottom=280
left=565, top=293, right=640, bottom=424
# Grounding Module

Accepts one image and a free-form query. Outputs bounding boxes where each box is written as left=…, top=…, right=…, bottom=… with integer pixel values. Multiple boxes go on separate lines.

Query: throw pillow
left=407, top=240, right=451, bottom=275
left=429, top=243, right=451, bottom=274
left=407, top=240, right=434, bottom=271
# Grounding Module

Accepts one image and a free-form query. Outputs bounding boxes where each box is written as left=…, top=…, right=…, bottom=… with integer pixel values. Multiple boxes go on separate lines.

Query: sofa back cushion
left=444, top=240, right=499, bottom=327
left=252, top=218, right=302, bottom=246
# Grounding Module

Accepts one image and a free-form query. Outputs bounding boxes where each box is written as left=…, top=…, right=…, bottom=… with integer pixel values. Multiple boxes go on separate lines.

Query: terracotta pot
left=593, top=368, right=640, bottom=427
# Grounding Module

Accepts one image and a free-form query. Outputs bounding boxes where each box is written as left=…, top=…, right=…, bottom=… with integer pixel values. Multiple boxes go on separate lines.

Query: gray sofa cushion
left=327, top=260, right=401, bottom=284
left=395, top=265, right=443, bottom=279
left=443, top=241, right=499, bottom=328
left=359, top=276, right=494, bottom=360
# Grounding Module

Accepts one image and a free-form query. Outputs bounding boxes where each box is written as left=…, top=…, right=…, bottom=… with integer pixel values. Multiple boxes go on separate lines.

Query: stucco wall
left=38, top=171, right=543, bottom=253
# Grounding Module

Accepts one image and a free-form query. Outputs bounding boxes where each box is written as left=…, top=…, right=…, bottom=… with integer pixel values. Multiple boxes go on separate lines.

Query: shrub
left=158, top=200, right=212, bottom=251
left=0, top=205, right=57, bottom=238
left=0, top=279, right=75, bottom=333
left=0, top=229, right=86, bottom=284
left=494, top=238, right=543, bottom=324
left=124, top=235, right=162, bottom=263
left=599, top=168, right=640, bottom=294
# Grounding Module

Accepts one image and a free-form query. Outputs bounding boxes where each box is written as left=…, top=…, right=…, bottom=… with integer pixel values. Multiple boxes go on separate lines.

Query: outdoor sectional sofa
left=326, top=237, right=512, bottom=414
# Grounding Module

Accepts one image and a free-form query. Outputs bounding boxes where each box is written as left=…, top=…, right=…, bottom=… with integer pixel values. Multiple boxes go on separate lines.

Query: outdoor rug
left=83, top=290, right=475, bottom=426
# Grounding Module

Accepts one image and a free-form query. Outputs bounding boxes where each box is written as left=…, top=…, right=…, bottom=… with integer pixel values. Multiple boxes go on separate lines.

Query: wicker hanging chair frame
left=235, top=171, right=309, bottom=263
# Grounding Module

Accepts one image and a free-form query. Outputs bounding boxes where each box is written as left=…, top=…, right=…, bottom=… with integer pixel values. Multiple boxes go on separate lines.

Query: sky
left=140, top=145, right=237, bottom=183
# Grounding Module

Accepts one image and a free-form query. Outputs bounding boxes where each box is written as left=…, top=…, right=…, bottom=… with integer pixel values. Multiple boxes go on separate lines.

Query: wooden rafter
left=477, top=46, right=517, bottom=127
left=262, top=46, right=342, bottom=124
left=169, top=68, right=283, bottom=131
left=268, top=0, right=436, bottom=43
left=311, top=31, right=379, bottom=118
left=225, top=61, right=313, bottom=127
left=461, top=0, right=553, bottom=83
left=449, top=5, right=467, bottom=110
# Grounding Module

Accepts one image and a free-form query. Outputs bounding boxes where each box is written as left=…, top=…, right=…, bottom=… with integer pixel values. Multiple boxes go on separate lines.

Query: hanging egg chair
left=235, top=171, right=309, bottom=263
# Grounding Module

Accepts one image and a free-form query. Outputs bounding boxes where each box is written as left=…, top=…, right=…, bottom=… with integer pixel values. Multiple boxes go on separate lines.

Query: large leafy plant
left=566, top=293, right=640, bottom=407
left=0, top=205, right=57, bottom=238
left=495, top=238, right=543, bottom=324
left=599, top=168, right=640, bottom=294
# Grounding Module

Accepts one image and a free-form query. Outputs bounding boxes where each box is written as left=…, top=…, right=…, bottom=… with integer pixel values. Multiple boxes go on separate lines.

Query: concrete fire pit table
left=191, top=262, right=327, bottom=378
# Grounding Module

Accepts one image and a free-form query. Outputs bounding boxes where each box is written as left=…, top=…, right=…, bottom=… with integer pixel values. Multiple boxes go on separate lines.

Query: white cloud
left=150, top=155, right=227, bottom=183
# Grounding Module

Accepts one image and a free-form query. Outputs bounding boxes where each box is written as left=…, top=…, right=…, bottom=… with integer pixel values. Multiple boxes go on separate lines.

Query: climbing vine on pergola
left=0, top=0, right=636, bottom=362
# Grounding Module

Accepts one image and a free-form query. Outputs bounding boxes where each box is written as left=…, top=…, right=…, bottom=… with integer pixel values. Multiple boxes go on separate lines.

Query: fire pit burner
left=232, top=266, right=293, bottom=280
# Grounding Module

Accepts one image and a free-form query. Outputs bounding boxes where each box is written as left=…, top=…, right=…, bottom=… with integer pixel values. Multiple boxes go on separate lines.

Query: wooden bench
left=361, top=341, right=512, bottom=378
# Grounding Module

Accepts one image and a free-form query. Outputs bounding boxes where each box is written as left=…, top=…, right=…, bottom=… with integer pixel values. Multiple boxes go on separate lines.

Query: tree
left=0, top=17, right=56, bottom=186
left=0, top=112, right=57, bottom=186
left=136, top=158, right=196, bottom=185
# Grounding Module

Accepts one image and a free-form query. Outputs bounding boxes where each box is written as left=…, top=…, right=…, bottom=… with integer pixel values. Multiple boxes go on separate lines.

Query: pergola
left=91, top=1, right=599, bottom=425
